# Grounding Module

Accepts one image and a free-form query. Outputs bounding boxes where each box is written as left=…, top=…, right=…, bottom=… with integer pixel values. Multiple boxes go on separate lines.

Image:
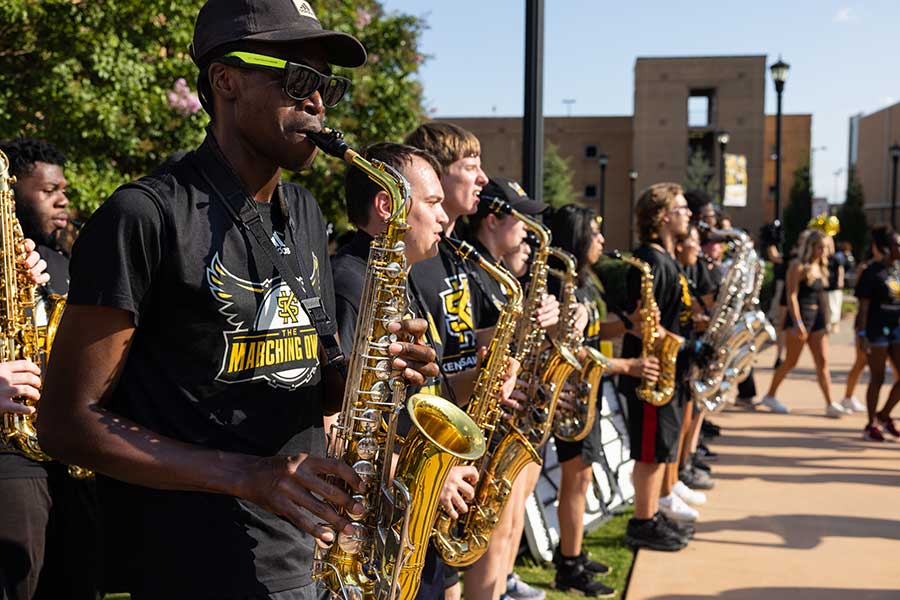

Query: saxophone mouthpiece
left=442, top=235, right=477, bottom=260
left=605, top=250, right=624, bottom=260
left=305, top=127, right=351, bottom=159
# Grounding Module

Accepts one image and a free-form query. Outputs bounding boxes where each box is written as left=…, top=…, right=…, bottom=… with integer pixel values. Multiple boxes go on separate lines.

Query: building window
left=584, top=185, right=597, bottom=198
left=585, top=145, right=598, bottom=158
left=688, top=90, right=715, bottom=128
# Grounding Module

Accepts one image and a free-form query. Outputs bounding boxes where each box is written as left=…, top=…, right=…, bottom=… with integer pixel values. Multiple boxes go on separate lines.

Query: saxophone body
left=487, top=199, right=581, bottom=450
left=547, top=247, right=609, bottom=443
left=432, top=237, right=539, bottom=568
left=0, top=149, right=50, bottom=462
left=309, top=130, right=485, bottom=600
left=613, top=251, right=683, bottom=407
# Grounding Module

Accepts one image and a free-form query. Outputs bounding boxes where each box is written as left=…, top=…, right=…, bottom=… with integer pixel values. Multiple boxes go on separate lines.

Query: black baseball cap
left=477, top=177, right=547, bottom=218
left=190, top=0, right=367, bottom=67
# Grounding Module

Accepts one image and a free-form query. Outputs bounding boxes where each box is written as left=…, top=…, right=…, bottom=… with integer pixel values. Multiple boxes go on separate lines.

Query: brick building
left=446, top=55, right=811, bottom=252
left=849, top=101, right=900, bottom=224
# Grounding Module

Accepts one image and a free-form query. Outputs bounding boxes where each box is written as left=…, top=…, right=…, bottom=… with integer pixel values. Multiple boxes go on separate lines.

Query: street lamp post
left=628, top=169, right=638, bottom=249
left=717, top=131, right=730, bottom=205
left=890, top=143, right=900, bottom=229
left=770, top=56, right=790, bottom=223
left=598, top=153, right=608, bottom=235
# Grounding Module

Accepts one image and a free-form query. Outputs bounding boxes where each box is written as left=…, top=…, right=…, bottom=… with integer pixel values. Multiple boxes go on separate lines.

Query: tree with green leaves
left=835, top=166, right=868, bottom=261
left=542, top=142, right=577, bottom=208
left=782, top=161, right=812, bottom=254
left=683, top=148, right=716, bottom=199
left=0, top=1, right=427, bottom=227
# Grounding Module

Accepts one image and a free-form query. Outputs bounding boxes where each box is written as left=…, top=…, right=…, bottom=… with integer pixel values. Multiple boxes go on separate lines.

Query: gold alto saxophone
left=611, top=252, right=683, bottom=407
left=547, top=247, right=609, bottom=442
left=486, top=198, right=581, bottom=450
left=308, top=129, right=485, bottom=600
left=0, top=150, right=88, bottom=478
left=432, top=236, right=540, bottom=568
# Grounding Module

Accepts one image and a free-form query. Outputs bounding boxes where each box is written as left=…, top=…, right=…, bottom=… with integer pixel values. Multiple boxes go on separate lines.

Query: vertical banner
left=723, top=153, right=748, bottom=207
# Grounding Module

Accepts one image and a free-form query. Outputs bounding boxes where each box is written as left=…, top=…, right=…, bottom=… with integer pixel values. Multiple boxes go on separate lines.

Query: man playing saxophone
left=621, top=182, right=695, bottom=552
left=36, top=3, right=440, bottom=599
left=330, top=141, right=484, bottom=600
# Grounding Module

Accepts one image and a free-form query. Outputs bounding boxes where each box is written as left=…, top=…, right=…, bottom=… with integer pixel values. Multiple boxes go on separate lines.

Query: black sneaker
left=554, top=562, right=615, bottom=597
left=697, top=442, right=718, bottom=461
left=624, top=516, right=687, bottom=551
left=679, top=466, right=714, bottom=490
left=692, top=455, right=712, bottom=473
left=701, top=421, right=721, bottom=438
left=552, top=547, right=612, bottom=576
left=657, top=511, right=694, bottom=541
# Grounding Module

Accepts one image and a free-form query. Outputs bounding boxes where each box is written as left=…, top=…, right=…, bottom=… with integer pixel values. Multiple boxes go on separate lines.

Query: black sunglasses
left=220, top=51, right=351, bottom=107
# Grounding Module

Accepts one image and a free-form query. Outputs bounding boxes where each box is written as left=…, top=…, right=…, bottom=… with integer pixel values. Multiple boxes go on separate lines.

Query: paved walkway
left=627, top=320, right=900, bottom=599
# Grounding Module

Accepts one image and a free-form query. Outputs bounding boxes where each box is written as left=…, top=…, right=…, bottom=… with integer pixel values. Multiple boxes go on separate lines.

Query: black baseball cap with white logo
left=190, top=0, right=367, bottom=67
left=477, top=177, right=547, bottom=217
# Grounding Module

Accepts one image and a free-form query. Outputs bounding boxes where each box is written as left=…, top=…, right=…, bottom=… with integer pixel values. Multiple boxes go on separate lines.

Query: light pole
left=717, top=131, right=730, bottom=205
left=833, top=168, right=843, bottom=204
left=891, top=143, right=900, bottom=229
left=562, top=98, right=576, bottom=117
left=628, top=169, right=638, bottom=249
left=770, top=56, right=790, bottom=223
left=598, top=153, right=608, bottom=234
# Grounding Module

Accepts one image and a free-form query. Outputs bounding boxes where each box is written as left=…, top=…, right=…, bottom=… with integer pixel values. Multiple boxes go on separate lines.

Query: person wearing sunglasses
left=37, top=2, right=441, bottom=600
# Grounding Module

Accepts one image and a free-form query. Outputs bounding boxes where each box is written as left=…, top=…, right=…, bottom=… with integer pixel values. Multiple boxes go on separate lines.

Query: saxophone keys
left=348, top=494, right=368, bottom=520
left=356, top=436, right=378, bottom=460
left=359, top=409, right=380, bottom=433
left=337, top=521, right=368, bottom=554
left=352, top=460, right=377, bottom=490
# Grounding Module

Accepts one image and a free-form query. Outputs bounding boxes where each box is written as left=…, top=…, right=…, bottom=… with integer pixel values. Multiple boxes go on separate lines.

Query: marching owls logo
left=206, top=252, right=321, bottom=389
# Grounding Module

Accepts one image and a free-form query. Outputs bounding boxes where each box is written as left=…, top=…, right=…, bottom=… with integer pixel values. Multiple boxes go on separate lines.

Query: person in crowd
left=825, top=235, right=845, bottom=333
left=35, top=4, right=441, bottom=599
left=854, top=225, right=900, bottom=441
left=841, top=245, right=881, bottom=413
left=547, top=205, right=659, bottom=596
left=621, top=182, right=694, bottom=552
left=761, top=230, right=850, bottom=417
left=0, top=137, right=103, bottom=600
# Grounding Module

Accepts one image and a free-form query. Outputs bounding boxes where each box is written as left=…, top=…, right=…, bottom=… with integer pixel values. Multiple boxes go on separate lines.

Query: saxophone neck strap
left=194, top=137, right=345, bottom=369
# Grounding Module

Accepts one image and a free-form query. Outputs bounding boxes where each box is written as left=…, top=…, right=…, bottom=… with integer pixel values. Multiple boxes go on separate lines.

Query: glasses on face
left=670, top=205, right=690, bottom=215
left=220, top=51, right=351, bottom=107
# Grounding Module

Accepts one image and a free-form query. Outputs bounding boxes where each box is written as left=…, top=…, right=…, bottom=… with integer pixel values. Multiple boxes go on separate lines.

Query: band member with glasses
left=621, top=183, right=693, bottom=552
left=37, top=3, right=438, bottom=599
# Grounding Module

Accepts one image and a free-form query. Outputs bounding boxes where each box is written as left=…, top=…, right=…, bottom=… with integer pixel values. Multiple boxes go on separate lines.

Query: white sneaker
left=841, top=396, right=865, bottom=413
left=673, top=480, right=707, bottom=506
left=659, top=493, right=699, bottom=522
left=760, top=395, right=790, bottom=414
left=826, top=402, right=852, bottom=418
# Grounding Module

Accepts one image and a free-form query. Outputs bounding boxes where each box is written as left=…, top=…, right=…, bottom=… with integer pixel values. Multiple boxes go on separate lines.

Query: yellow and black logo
left=207, top=254, right=319, bottom=389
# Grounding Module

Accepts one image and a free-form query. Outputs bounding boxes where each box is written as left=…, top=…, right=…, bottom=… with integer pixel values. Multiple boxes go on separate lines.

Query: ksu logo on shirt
left=438, top=273, right=478, bottom=373
left=206, top=253, right=320, bottom=389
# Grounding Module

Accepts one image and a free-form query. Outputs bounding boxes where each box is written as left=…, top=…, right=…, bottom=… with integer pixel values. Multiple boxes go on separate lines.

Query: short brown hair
left=344, top=142, right=441, bottom=228
left=635, top=182, right=684, bottom=244
left=404, top=122, right=480, bottom=171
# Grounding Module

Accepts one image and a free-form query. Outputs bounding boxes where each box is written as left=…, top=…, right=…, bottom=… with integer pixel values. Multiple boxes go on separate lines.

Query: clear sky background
left=382, top=0, right=900, bottom=205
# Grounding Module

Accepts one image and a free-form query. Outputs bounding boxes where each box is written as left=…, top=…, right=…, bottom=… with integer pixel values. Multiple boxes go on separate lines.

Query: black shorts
left=554, top=404, right=604, bottom=465
left=624, top=386, right=684, bottom=464
left=443, top=564, right=459, bottom=590
left=783, top=304, right=825, bottom=333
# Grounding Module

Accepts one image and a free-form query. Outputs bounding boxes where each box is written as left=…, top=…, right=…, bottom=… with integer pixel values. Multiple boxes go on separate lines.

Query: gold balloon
left=807, top=212, right=840, bottom=237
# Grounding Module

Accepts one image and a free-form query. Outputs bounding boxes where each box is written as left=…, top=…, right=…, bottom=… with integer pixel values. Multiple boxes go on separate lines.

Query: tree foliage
left=0, top=0, right=428, bottom=227
left=782, top=162, right=812, bottom=254
left=542, top=142, right=577, bottom=208
left=835, top=165, right=869, bottom=261
left=683, top=148, right=716, bottom=199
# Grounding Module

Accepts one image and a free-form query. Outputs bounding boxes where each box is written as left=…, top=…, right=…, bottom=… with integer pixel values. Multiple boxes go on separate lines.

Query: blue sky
left=382, top=0, right=899, bottom=205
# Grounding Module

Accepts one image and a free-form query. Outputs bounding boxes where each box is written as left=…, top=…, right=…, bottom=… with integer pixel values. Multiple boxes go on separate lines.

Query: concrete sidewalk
left=626, top=321, right=900, bottom=599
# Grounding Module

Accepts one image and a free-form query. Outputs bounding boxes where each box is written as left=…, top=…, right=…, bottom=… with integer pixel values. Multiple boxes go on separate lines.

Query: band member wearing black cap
left=463, top=176, right=557, bottom=600
left=621, top=183, right=693, bottom=552
left=37, top=3, right=438, bottom=599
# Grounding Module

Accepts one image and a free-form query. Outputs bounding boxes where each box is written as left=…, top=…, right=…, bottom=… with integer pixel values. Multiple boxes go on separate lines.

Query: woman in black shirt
left=761, top=230, right=849, bottom=417
left=854, top=225, right=900, bottom=441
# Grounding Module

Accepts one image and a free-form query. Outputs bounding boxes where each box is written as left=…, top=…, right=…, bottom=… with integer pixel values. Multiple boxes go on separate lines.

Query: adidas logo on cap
left=292, top=0, right=318, bottom=20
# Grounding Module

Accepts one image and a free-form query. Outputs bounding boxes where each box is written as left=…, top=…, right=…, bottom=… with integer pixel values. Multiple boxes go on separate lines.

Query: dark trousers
left=737, top=369, right=757, bottom=399
left=0, top=477, right=51, bottom=600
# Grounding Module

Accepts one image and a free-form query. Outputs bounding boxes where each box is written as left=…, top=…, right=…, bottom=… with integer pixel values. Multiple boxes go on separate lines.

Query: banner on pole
left=723, top=153, right=748, bottom=207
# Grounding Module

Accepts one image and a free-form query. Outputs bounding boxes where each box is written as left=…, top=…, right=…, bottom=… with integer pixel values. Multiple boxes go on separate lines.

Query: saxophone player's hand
left=439, top=465, right=479, bottom=519
left=0, top=359, right=42, bottom=411
left=555, top=380, right=579, bottom=413
left=626, top=357, right=660, bottom=382
left=387, top=318, right=439, bottom=385
left=535, top=293, right=560, bottom=330
left=21, top=238, right=50, bottom=286
left=573, top=302, right=589, bottom=335
left=238, top=453, right=365, bottom=545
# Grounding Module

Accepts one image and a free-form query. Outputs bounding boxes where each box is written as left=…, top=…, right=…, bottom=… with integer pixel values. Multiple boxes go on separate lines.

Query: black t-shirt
left=856, top=261, right=900, bottom=337
left=828, top=252, right=847, bottom=291
left=66, top=136, right=334, bottom=597
left=465, top=238, right=509, bottom=330
left=0, top=245, right=69, bottom=479
left=621, top=244, right=687, bottom=367
left=576, top=274, right=606, bottom=350
left=410, top=240, right=482, bottom=375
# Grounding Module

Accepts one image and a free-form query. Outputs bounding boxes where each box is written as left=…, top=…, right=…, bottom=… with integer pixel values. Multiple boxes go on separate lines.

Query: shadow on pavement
left=647, top=587, right=899, bottom=600
left=692, top=513, right=900, bottom=550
